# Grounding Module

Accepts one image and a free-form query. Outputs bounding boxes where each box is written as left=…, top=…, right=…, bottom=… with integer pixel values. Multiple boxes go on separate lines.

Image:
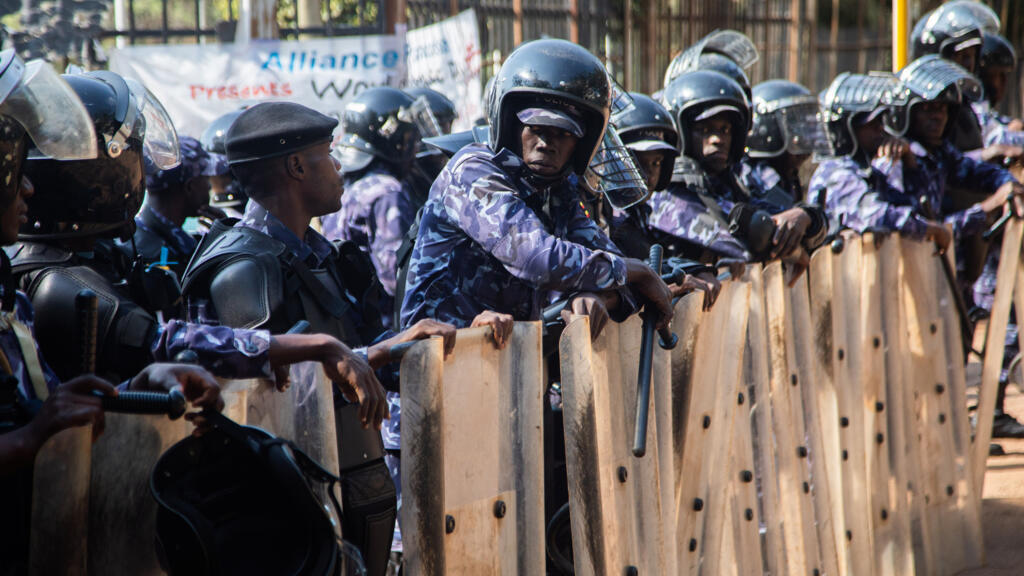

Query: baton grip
left=75, top=290, right=98, bottom=375
left=645, top=245, right=678, bottom=350
left=983, top=209, right=1014, bottom=241
left=99, top=389, right=187, bottom=420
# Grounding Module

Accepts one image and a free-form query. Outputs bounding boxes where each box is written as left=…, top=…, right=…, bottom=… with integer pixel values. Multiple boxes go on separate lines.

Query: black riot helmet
left=151, top=412, right=366, bottom=576
left=819, top=72, right=903, bottom=158
left=886, top=55, right=981, bottom=139
left=663, top=69, right=751, bottom=165
left=981, top=32, right=1017, bottom=70
left=747, top=80, right=828, bottom=158
left=337, top=86, right=440, bottom=175
left=199, top=109, right=244, bottom=155
left=612, top=92, right=679, bottom=191
left=911, top=1, right=998, bottom=69
left=404, top=86, right=456, bottom=134
left=663, top=30, right=758, bottom=98
left=488, top=38, right=611, bottom=176
left=22, top=70, right=181, bottom=241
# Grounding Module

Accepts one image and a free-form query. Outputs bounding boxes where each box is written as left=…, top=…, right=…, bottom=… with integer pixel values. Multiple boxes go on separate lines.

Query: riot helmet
left=663, top=29, right=758, bottom=88
left=22, top=70, right=180, bottom=240
left=199, top=109, right=244, bottom=155
left=612, top=92, right=678, bottom=191
left=404, top=86, right=456, bottom=134
left=337, top=86, right=440, bottom=175
left=911, top=1, right=996, bottom=70
left=747, top=80, right=828, bottom=158
left=664, top=69, right=751, bottom=165
left=886, top=55, right=981, bottom=139
left=980, top=32, right=1016, bottom=105
left=488, top=38, right=611, bottom=176
left=819, top=72, right=903, bottom=158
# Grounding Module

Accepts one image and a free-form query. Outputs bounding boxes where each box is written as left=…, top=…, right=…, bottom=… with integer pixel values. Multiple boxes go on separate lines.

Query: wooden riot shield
left=400, top=323, right=544, bottom=576
left=32, top=362, right=340, bottom=575
left=558, top=313, right=675, bottom=576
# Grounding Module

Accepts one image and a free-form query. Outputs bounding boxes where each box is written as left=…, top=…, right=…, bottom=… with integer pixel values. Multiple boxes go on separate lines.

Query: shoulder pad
left=181, top=226, right=285, bottom=299
left=209, top=258, right=278, bottom=330
left=5, top=242, right=73, bottom=276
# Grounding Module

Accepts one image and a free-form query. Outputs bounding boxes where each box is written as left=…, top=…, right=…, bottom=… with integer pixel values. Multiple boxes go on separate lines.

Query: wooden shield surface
left=400, top=323, right=544, bottom=576
left=559, top=312, right=675, bottom=576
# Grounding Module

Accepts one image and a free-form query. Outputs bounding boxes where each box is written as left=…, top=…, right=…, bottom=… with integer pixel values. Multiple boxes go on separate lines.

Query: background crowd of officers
left=2, top=0, right=1024, bottom=574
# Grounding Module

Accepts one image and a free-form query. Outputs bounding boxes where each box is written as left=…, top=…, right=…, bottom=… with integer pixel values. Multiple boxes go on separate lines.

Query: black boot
left=991, top=410, right=1024, bottom=438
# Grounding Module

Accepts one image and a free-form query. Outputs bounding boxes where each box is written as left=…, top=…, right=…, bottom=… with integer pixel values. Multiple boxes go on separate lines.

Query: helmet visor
left=399, top=96, right=442, bottom=139
left=779, top=102, right=829, bottom=156
left=945, top=0, right=1001, bottom=34
left=124, top=78, right=180, bottom=170
left=900, top=55, right=982, bottom=102
left=609, top=74, right=635, bottom=116
left=583, top=126, right=651, bottom=211
left=701, top=30, right=760, bottom=69
left=1, top=60, right=97, bottom=161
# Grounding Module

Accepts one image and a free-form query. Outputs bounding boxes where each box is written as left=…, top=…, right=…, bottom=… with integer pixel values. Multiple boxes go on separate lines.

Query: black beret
left=225, top=102, right=338, bottom=165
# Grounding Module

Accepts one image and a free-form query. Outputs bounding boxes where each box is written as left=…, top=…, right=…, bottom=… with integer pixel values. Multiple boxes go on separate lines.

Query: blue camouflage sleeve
left=563, top=198, right=640, bottom=319
left=154, top=320, right=273, bottom=379
left=812, top=160, right=930, bottom=239
left=943, top=147, right=1010, bottom=237
left=441, top=156, right=629, bottom=293
left=369, top=186, right=417, bottom=297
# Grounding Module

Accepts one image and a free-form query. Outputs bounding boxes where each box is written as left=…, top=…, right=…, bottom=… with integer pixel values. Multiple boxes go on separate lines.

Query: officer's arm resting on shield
left=449, top=125, right=672, bottom=331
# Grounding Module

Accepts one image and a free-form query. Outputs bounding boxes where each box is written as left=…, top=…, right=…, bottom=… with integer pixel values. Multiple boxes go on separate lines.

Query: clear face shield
left=0, top=58, right=97, bottom=161
left=608, top=73, right=635, bottom=116
left=663, top=29, right=759, bottom=88
left=778, top=101, right=830, bottom=156
left=123, top=78, right=181, bottom=170
left=398, top=96, right=442, bottom=140
left=583, top=125, right=651, bottom=211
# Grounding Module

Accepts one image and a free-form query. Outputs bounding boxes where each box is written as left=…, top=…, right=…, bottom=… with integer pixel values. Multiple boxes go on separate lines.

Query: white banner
left=403, top=9, right=484, bottom=131
left=109, top=10, right=485, bottom=140
left=109, top=35, right=407, bottom=139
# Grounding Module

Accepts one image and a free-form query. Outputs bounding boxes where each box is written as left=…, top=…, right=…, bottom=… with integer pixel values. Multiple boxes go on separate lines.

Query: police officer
left=975, top=32, right=1024, bottom=148
left=180, top=101, right=497, bottom=576
left=809, top=72, right=954, bottom=247
left=134, top=136, right=218, bottom=282
left=608, top=92, right=720, bottom=307
left=649, top=69, right=825, bottom=272
left=321, top=87, right=437, bottom=330
left=742, top=80, right=828, bottom=205
left=0, top=52, right=223, bottom=576
left=200, top=109, right=248, bottom=218
left=401, top=38, right=673, bottom=336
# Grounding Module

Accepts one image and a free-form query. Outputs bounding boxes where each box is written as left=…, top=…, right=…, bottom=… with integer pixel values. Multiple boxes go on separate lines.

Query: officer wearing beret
left=179, top=101, right=491, bottom=576
left=134, top=136, right=221, bottom=282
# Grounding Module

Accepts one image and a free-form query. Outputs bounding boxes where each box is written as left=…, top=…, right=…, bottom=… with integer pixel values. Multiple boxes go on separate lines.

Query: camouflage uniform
left=973, top=101, right=1024, bottom=148
left=320, top=169, right=419, bottom=330
left=1, top=292, right=61, bottom=402
left=400, top=143, right=637, bottom=329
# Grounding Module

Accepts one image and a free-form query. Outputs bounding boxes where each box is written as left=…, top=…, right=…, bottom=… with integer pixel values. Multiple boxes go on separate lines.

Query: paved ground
left=960, top=381, right=1024, bottom=575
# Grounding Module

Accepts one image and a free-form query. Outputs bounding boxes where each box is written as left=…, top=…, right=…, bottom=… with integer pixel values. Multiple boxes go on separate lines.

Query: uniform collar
left=237, top=201, right=335, bottom=267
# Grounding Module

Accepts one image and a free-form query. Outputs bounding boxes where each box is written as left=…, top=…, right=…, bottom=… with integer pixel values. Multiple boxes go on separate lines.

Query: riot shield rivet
left=842, top=450, right=849, bottom=461
left=741, top=470, right=753, bottom=483
left=838, top=349, right=845, bottom=361
left=846, top=530, right=853, bottom=541
left=873, top=337, right=881, bottom=348
left=930, top=323, right=937, bottom=334
left=831, top=238, right=844, bottom=253
left=840, top=416, right=849, bottom=427
left=702, top=415, right=711, bottom=429
left=814, top=570, right=821, bottom=576
left=935, top=384, right=945, bottom=394
left=617, top=466, right=628, bottom=483
left=791, top=374, right=798, bottom=386
left=625, top=567, right=638, bottom=576
left=876, top=433, right=884, bottom=444
left=797, top=446, right=808, bottom=458
left=745, top=508, right=754, bottom=521
left=689, top=538, right=698, bottom=552
left=875, top=401, right=884, bottom=412
left=938, top=413, right=946, bottom=424
left=445, top=515, right=455, bottom=534
left=881, top=508, right=888, bottom=520
left=737, top=392, right=745, bottom=405
left=803, top=482, right=810, bottom=494
left=493, top=500, right=506, bottom=519
left=693, top=498, right=704, bottom=511
left=946, top=485, right=955, bottom=496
